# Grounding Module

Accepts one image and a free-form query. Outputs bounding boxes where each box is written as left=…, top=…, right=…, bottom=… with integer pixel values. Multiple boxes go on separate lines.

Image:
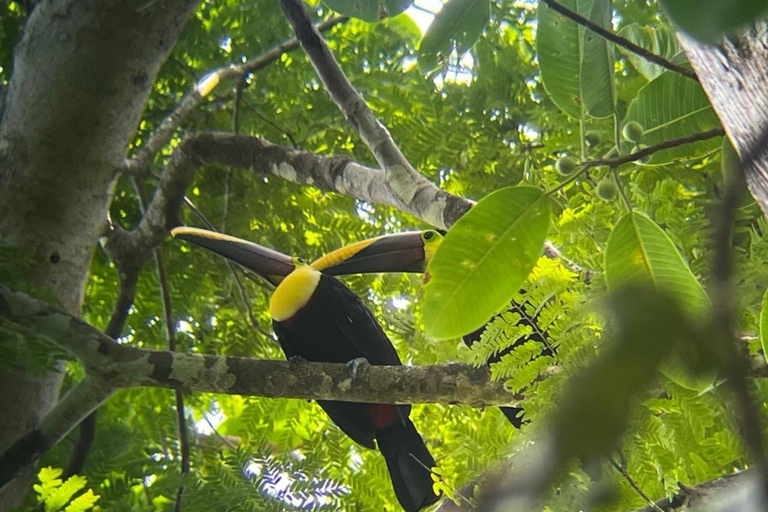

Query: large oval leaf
left=418, top=0, right=490, bottom=72
left=423, top=186, right=550, bottom=339
left=578, top=0, right=616, bottom=118
left=617, top=23, right=683, bottom=82
left=623, top=72, right=721, bottom=165
left=605, top=212, right=712, bottom=390
left=659, top=0, right=768, bottom=42
left=322, top=0, right=412, bottom=22
left=537, top=0, right=615, bottom=118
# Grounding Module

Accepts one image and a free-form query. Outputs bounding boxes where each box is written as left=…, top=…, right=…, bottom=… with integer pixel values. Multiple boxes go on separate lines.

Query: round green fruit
left=622, top=121, right=644, bottom=143
left=596, top=178, right=617, bottom=201
left=634, top=144, right=651, bottom=164
left=585, top=131, right=601, bottom=147
left=555, top=156, right=578, bottom=176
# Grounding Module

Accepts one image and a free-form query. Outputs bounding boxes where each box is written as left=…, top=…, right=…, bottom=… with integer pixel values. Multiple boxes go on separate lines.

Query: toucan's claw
left=346, top=357, right=370, bottom=378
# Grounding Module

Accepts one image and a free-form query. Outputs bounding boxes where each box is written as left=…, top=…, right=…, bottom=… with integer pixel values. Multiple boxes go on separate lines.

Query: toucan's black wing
left=319, top=275, right=403, bottom=367
left=318, top=275, right=411, bottom=424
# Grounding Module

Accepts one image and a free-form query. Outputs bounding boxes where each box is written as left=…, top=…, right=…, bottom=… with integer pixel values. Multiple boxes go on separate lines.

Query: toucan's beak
left=171, top=227, right=295, bottom=286
left=312, top=231, right=441, bottom=276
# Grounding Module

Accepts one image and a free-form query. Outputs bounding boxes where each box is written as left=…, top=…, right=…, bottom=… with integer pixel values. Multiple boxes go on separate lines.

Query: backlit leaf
left=418, top=0, right=490, bottom=72
left=423, top=186, right=550, bottom=339
left=623, top=72, right=721, bottom=164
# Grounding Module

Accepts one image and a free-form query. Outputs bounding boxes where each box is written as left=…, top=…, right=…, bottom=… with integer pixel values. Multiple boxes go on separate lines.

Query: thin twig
left=62, top=229, right=143, bottom=480
left=154, top=249, right=190, bottom=512
left=123, top=16, right=347, bottom=175
left=204, top=415, right=239, bottom=450
left=221, top=78, right=245, bottom=233
left=540, top=0, right=698, bottom=81
left=182, top=196, right=277, bottom=340
left=583, top=128, right=725, bottom=169
left=133, top=177, right=191, bottom=512
left=610, top=457, right=665, bottom=512
left=240, top=96, right=299, bottom=148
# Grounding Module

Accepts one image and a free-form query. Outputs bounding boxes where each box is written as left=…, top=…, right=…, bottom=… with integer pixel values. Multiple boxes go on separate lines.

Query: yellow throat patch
left=269, top=265, right=321, bottom=322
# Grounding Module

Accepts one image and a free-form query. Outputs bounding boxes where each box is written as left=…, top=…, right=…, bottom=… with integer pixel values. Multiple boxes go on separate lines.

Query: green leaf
left=659, top=0, right=768, bottom=42
left=418, top=0, right=490, bottom=72
left=35, top=467, right=64, bottom=502
left=605, top=212, right=708, bottom=316
left=617, top=23, right=683, bottom=81
left=322, top=0, right=412, bottom=22
left=552, top=284, right=693, bottom=461
left=44, top=474, right=88, bottom=512
left=578, top=0, right=615, bottom=117
left=537, top=0, right=615, bottom=118
left=760, top=288, right=768, bottom=365
left=423, top=186, right=550, bottom=339
left=623, top=71, right=722, bottom=164
left=64, top=489, right=99, bottom=512
left=605, top=212, right=712, bottom=390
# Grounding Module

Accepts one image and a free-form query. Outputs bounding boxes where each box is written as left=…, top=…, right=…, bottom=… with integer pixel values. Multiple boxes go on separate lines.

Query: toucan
left=172, top=227, right=440, bottom=512
left=314, top=230, right=552, bottom=429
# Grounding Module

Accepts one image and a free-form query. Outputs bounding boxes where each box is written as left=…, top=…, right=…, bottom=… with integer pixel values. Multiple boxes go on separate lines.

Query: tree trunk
left=678, top=24, right=768, bottom=215
left=0, top=0, right=199, bottom=507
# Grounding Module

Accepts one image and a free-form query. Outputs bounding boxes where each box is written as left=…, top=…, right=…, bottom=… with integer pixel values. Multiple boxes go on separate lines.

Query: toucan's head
left=311, top=229, right=443, bottom=275
left=171, top=227, right=295, bottom=286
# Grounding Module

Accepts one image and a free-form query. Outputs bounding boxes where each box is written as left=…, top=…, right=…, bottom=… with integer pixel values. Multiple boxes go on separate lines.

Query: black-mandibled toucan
left=172, top=227, right=440, bottom=512
left=316, top=230, right=553, bottom=429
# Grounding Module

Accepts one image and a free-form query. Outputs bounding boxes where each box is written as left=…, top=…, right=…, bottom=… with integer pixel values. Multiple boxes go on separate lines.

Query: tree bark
left=0, top=0, right=199, bottom=507
left=678, top=24, right=768, bottom=217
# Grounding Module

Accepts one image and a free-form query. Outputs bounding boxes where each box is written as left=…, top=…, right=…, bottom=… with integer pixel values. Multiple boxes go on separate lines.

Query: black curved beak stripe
left=171, top=227, right=295, bottom=286
left=314, top=231, right=427, bottom=275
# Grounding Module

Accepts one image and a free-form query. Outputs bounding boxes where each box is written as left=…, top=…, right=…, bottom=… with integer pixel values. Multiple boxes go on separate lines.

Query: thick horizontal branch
left=0, top=283, right=519, bottom=489
left=0, top=284, right=518, bottom=407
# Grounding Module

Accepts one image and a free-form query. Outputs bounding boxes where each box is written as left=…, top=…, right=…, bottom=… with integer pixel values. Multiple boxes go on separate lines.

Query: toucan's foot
left=346, top=357, right=370, bottom=377
left=288, top=355, right=307, bottom=368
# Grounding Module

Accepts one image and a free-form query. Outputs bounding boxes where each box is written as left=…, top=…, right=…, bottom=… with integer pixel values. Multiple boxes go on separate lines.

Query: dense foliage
left=4, top=0, right=768, bottom=510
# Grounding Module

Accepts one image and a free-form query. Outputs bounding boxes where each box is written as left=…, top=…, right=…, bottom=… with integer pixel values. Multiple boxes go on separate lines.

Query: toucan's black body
left=274, top=274, right=408, bottom=446
left=273, top=274, right=438, bottom=512
left=172, top=227, right=439, bottom=512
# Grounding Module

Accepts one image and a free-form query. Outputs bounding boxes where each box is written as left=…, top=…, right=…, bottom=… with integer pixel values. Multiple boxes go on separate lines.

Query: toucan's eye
left=423, top=231, right=435, bottom=241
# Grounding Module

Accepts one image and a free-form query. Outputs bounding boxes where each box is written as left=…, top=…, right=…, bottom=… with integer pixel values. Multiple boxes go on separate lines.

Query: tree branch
left=0, top=283, right=520, bottom=489
left=678, top=25, right=768, bottom=219
left=583, top=128, right=725, bottom=169
left=123, top=15, right=347, bottom=175
left=106, top=132, right=473, bottom=264
left=0, top=284, right=518, bottom=406
left=540, top=0, right=698, bottom=81
left=0, top=375, right=115, bottom=489
left=630, top=471, right=753, bottom=512
left=278, top=0, right=454, bottom=210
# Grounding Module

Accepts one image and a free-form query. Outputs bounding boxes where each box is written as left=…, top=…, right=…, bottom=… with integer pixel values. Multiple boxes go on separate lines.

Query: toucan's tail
left=376, top=420, right=440, bottom=512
